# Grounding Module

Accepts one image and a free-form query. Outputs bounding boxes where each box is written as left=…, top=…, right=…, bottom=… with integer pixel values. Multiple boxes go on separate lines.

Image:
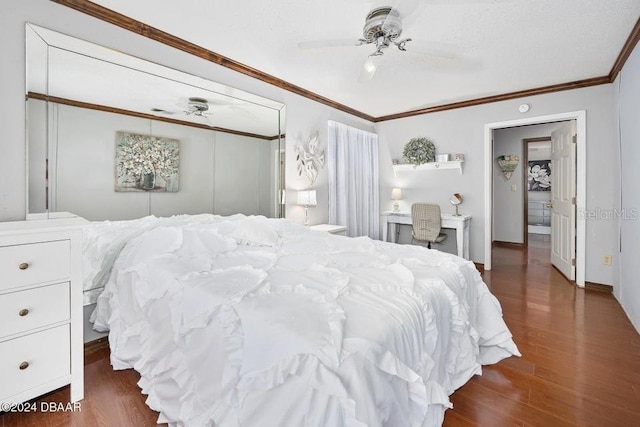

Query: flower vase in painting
left=141, top=170, right=156, bottom=190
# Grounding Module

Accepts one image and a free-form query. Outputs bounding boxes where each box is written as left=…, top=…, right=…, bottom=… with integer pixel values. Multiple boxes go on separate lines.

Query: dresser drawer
left=0, top=282, right=70, bottom=338
left=0, top=324, right=71, bottom=401
left=0, top=240, right=71, bottom=291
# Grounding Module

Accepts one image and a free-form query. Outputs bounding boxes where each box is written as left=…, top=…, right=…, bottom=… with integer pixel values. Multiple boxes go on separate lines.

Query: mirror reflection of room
left=26, top=24, right=285, bottom=221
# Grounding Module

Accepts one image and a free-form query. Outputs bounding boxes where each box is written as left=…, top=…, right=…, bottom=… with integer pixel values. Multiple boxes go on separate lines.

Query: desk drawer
left=0, top=324, right=70, bottom=401
left=0, top=240, right=71, bottom=291
left=0, top=282, right=70, bottom=338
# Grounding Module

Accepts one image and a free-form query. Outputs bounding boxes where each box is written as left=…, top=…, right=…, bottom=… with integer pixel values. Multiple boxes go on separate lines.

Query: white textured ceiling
left=91, top=0, right=639, bottom=118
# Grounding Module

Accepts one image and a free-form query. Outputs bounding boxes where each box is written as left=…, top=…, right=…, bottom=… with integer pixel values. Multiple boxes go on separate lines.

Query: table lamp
left=297, top=190, right=317, bottom=226
left=391, top=188, right=403, bottom=212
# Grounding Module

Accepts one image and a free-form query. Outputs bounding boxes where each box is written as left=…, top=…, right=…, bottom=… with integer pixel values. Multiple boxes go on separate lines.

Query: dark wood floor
left=445, top=235, right=640, bottom=427
left=2, top=234, right=639, bottom=426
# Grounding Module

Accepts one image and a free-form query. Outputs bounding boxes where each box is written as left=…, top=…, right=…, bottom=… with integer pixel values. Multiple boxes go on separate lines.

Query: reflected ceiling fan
left=151, top=96, right=255, bottom=122
left=151, top=97, right=214, bottom=118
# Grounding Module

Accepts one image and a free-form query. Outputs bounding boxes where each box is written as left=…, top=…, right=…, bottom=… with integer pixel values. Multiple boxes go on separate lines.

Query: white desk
left=381, top=211, right=472, bottom=260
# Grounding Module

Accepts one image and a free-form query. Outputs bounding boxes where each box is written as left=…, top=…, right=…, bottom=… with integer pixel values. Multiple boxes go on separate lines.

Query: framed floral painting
left=528, top=160, right=551, bottom=191
left=115, top=131, right=180, bottom=192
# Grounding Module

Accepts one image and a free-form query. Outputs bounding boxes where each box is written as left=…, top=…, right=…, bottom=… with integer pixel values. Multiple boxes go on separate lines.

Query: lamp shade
left=391, top=188, right=403, bottom=200
left=297, top=190, right=317, bottom=206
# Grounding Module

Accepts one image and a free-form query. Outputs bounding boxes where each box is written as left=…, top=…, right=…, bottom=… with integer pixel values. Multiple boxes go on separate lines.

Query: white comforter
left=92, top=215, right=519, bottom=427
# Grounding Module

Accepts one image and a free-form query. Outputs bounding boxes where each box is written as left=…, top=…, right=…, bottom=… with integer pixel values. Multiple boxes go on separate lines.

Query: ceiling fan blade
left=298, top=39, right=364, bottom=49
left=358, top=55, right=383, bottom=83
left=405, top=40, right=463, bottom=60
left=150, top=107, right=177, bottom=115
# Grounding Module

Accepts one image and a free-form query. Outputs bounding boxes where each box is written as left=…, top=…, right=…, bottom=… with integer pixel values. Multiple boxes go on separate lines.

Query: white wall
left=214, top=131, right=273, bottom=217
left=615, top=40, right=640, bottom=332
left=492, top=123, right=560, bottom=243
left=0, top=0, right=373, bottom=224
left=376, top=84, right=619, bottom=285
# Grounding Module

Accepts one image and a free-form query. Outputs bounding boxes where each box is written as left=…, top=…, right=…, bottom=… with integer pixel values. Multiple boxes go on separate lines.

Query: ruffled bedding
left=91, top=214, right=520, bottom=426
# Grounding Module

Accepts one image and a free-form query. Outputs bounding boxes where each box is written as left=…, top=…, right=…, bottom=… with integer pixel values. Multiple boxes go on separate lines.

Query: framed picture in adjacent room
left=528, top=160, right=551, bottom=191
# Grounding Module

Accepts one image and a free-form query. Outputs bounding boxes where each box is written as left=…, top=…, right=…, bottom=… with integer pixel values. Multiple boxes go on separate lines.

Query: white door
left=550, top=121, right=576, bottom=280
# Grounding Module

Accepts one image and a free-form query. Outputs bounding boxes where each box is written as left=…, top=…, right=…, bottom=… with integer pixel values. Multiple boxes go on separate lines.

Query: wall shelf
left=392, top=160, right=464, bottom=175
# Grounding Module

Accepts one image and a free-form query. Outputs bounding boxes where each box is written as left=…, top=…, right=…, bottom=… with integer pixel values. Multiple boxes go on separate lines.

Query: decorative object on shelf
left=296, top=131, right=325, bottom=186
left=402, top=137, right=436, bottom=166
left=450, top=193, right=463, bottom=216
left=297, top=190, right=317, bottom=226
left=455, top=153, right=465, bottom=161
left=435, top=154, right=450, bottom=162
left=115, top=131, right=180, bottom=192
left=391, top=188, right=403, bottom=212
left=528, top=160, right=551, bottom=191
left=496, top=154, right=519, bottom=180
left=392, top=158, right=401, bottom=165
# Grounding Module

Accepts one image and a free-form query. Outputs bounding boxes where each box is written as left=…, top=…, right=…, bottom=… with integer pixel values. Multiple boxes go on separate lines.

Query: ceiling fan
left=298, top=0, right=493, bottom=82
left=152, top=97, right=215, bottom=117
left=299, top=4, right=454, bottom=82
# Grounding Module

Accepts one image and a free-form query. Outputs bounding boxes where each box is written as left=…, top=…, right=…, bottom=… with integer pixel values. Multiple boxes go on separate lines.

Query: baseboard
left=585, top=281, right=613, bottom=293
left=84, top=337, right=109, bottom=354
left=474, top=262, right=485, bottom=273
left=492, top=240, right=525, bottom=248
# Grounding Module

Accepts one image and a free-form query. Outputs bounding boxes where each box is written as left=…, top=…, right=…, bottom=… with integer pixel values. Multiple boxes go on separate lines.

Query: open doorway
left=484, top=111, right=586, bottom=287
left=492, top=123, right=563, bottom=249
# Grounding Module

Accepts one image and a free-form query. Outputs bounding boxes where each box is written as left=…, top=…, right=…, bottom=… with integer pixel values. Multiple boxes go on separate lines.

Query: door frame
left=484, top=111, right=586, bottom=287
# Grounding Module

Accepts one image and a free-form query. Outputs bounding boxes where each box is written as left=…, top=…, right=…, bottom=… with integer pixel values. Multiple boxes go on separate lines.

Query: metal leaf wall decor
left=296, top=131, right=325, bottom=186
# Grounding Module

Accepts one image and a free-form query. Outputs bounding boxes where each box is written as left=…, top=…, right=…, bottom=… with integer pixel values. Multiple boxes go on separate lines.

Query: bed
left=85, top=214, right=520, bottom=427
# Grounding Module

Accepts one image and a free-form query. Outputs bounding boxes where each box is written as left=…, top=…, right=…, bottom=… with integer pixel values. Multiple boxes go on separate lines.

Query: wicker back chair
left=410, top=203, right=447, bottom=249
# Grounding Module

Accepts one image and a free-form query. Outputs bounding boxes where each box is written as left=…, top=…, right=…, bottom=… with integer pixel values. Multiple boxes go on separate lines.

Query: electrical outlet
left=511, top=184, right=517, bottom=192
left=603, top=255, right=612, bottom=266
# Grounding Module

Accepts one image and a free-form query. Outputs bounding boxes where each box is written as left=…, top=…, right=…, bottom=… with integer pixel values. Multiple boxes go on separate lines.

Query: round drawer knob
left=18, top=262, right=30, bottom=270
left=19, top=309, right=30, bottom=317
left=19, top=361, right=30, bottom=370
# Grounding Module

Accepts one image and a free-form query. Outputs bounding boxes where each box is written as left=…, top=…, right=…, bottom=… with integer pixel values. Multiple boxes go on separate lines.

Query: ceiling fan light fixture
left=364, top=57, right=377, bottom=72
left=363, top=7, right=402, bottom=43
left=186, top=97, right=210, bottom=116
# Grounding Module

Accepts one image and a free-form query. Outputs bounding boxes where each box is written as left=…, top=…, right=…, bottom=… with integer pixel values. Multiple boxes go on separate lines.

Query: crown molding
left=609, top=16, right=640, bottom=82
left=373, top=76, right=611, bottom=122
left=51, top=0, right=640, bottom=124
left=50, top=0, right=375, bottom=123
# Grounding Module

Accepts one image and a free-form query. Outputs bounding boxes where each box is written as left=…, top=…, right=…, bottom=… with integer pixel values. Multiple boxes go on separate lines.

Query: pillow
left=229, top=218, right=280, bottom=247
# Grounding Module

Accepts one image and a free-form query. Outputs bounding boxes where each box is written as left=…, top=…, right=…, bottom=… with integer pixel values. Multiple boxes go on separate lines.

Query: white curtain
left=328, top=121, right=379, bottom=239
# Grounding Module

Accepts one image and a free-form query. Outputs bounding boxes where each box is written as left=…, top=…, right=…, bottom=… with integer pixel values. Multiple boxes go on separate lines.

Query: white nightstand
left=310, top=224, right=348, bottom=236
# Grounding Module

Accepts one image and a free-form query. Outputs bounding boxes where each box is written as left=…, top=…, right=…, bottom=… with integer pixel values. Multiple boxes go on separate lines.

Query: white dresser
left=0, top=216, right=87, bottom=405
